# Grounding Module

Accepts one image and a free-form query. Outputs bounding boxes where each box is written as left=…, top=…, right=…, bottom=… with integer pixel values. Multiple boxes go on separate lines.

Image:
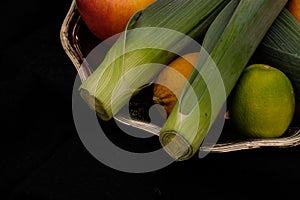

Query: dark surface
left=1, top=1, right=300, bottom=199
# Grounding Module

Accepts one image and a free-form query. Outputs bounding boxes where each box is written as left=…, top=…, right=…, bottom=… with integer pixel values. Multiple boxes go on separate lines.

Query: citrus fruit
left=229, top=64, right=295, bottom=138
left=153, top=52, right=199, bottom=116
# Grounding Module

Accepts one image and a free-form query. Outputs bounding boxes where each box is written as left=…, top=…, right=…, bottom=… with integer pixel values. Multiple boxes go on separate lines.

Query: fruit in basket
left=228, top=64, right=295, bottom=138
left=153, top=52, right=199, bottom=116
left=76, top=0, right=156, bottom=41
left=287, top=0, right=300, bottom=22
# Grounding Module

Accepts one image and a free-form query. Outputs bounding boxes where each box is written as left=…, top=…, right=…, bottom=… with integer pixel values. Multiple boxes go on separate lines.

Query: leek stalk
left=159, top=0, right=288, bottom=161
left=79, top=0, right=231, bottom=121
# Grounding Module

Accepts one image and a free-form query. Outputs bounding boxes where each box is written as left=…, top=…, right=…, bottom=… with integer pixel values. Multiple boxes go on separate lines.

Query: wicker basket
left=60, top=0, right=300, bottom=153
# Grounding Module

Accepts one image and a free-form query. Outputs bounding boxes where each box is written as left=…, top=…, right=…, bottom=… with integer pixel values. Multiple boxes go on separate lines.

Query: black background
left=1, top=0, right=300, bottom=199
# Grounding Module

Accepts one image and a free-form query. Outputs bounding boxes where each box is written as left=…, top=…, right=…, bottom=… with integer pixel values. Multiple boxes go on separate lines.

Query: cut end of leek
left=159, top=131, right=193, bottom=161
left=80, top=89, right=111, bottom=121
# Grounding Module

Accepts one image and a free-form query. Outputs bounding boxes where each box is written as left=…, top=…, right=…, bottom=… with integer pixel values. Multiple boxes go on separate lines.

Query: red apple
left=76, top=0, right=156, bottom=41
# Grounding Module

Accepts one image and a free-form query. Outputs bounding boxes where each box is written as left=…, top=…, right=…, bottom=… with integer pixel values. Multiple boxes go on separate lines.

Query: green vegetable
left=159, top=0, right=288, bottom=161
left=79, top=0, right=231, bottom=121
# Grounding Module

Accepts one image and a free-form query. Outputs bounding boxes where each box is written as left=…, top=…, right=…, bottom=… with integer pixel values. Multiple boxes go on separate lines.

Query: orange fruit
left=153, top=52, right=199, bottom=116
left=229, top=64, right=295, bottom=138
left=287, top=0, right=300, bottom=22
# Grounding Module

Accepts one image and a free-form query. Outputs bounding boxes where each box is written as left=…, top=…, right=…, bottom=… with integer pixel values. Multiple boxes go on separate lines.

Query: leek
left=79, top=0, right=231, bottom=121
left=159, top=0, right=288, bottom=161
